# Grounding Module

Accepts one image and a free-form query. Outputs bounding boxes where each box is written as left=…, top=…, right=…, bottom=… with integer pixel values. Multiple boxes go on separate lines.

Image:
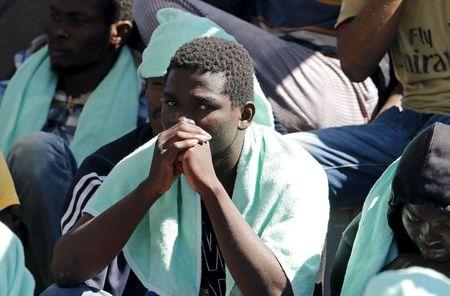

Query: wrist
left=138, top=178, right=162, bottom=206
left=198, top=179, right=226, bottom=202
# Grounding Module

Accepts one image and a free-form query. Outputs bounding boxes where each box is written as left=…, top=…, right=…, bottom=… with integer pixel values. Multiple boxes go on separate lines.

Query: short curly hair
left=104, top=0, right=133, bottom=24
left=167, top=37, right=254, bottom=107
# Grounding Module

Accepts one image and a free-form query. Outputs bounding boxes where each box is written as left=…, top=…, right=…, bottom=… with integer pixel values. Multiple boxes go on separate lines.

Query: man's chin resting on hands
left=50, top=37, right=329, bottom=296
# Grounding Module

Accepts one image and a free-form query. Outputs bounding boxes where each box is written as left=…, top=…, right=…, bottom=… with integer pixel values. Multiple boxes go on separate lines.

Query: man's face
left=162, top=69, right=242, bottom=159
left=402, top=204, right=450, bottom=262
left=48, top=0, right=111, bottom=71
left=145, top=77, right=165, bottom=135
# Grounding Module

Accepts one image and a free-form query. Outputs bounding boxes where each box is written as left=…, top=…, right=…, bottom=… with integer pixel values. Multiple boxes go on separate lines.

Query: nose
left=50, top=20, right=69, bottom=40
left=174, top=116, right=195, bottom=126
left=420, top=224, right=441, bottom=247
left=167, top=108, right=195, bottom=127
left=56, top=28, right=69, bottom=39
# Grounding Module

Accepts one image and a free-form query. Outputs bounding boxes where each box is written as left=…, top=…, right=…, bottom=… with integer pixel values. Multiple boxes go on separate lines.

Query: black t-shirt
left=199, top=201, right=226, bottom=296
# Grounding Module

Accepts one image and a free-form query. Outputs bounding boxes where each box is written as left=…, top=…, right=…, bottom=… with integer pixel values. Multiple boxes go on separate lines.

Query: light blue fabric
left=137, top=8, right=274, bottom=129
left=0, top=46, right=140, bottom=164
left=0, top=222, right=35, bottom=296
left=41, top=284, right=112, bottom=296
left=340, top=160, right=400, bottom=296
left=84, top=124, right=329, bottom=296
left=364, top=267, right=450, bottom=296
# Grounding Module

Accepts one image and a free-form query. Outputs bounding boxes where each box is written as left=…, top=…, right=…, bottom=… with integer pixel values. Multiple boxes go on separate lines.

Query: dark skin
left=145, top=77, right=165, bottom=135
left=384, top=204, right=450, bottom=277
left=48, top=0, right=132, bottom=97
left=52, top=69, right=293, bottom=295
left=338, top=0, right=406, bottom=82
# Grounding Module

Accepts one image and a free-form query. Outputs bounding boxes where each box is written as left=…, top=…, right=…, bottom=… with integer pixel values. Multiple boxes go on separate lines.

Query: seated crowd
left=0, top=0, right=448, bottom=295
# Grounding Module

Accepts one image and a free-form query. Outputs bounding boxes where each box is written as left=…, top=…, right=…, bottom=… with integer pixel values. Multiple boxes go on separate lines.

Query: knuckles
left=175, top=130, right=185, bottom=138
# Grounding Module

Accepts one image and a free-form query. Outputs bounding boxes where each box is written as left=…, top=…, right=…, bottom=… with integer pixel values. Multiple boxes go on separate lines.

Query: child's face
left=402, top=204, right=450, bottom=262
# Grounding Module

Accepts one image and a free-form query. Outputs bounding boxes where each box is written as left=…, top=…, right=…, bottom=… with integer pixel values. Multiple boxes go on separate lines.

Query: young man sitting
left=54, top=9, right=279, bottom=294
left=49, top=37, right=329, bottom=296
left=0, top=0, right=141, bottom=291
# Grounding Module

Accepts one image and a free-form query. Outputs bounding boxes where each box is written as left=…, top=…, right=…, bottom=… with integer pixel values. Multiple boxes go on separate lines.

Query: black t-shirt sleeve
left=60, top=123, right=153, bottom=234
left=60, top=153, right=114, bottom=234
left=59, top=123, right=153, bottom=295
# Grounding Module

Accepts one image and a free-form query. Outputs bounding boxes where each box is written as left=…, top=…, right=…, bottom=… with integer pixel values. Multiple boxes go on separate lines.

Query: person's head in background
left=388, top=122, right=450, bottom=263
left=48, top=0, right=133, bottom=74
left=145, top=77, right=164, bottom=134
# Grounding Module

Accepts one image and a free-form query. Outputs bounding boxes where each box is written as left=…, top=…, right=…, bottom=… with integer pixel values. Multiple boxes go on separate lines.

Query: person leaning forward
left=50, top=37, right=329, bottom=296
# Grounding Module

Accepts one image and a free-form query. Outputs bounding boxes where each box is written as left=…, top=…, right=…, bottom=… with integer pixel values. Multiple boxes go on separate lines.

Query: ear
left=238, top=101, right=255, bottom=130
left=109, top=20, right=133, bottom=50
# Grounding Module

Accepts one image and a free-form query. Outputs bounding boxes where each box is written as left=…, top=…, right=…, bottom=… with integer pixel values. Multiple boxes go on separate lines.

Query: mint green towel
left=84, top=124, right=329, bottom=296
left=341, top=160, right=400, bottom=296
left=365, top=267, right=450, bottom=296
left=137, top=8, right=274, bottom=129
left=0, top=222, right=35, bottom=296
left=0, top=46, right=140, bottom=164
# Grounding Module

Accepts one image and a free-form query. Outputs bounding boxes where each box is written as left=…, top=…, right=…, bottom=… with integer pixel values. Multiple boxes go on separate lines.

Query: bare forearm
left=201, top=185, right=292, bottom=295
left=52, top=180, right=159, bottom=285
left=338, top=0, right=406, bottom=81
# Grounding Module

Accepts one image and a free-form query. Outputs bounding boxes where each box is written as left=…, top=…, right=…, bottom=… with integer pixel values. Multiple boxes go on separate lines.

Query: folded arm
left=51, top=180, right=160, bottom=286
left=338, top=0, right=406, bottom=81
left=52, top=118, right=210, bottom=286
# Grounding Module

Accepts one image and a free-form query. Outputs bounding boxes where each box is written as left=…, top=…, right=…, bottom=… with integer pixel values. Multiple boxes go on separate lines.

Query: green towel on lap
left=137, top=8, right=274, bottom=129
left=364, top=267, right=450, bottom=296
left=341, top=160, right=400, bottom=296
left=0, top=222, right=34, bottom=296
left=0, top=45, right=140, bottom=164
left=84, top=125, right=329, bottom=296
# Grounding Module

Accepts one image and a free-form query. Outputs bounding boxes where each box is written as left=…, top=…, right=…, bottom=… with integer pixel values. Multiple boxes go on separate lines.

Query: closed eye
left=50, top=13, right=61, bottom=22
left=72, top=17, right=87, bottom=24
left=408, top=214, right=422, bottom=224
left=49, top=7, right=61, bottom=22
left=69, top=14, right=91, bottom=24
left=442, top=221, right=450, bottom=229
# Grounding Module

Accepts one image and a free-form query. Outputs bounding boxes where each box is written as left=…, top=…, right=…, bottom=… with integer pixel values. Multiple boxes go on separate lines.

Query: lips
left=49, top=42, right=72, bottom=56
left=50, top=49, right=71, bottom=57
left=421, top=247, right=450, bottom=261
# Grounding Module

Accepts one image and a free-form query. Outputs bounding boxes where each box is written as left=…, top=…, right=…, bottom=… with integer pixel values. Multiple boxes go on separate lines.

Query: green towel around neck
left=0, top=45, right=140, bottom=164
left=364, top=267, right=450, bottom=296
left=341, top=160, right=400, bottom=296
left=0, top=222, right=35, bottom=296
left=84, top=124, right=329, bottom=296
left=137, top=8, right=274, bottom=129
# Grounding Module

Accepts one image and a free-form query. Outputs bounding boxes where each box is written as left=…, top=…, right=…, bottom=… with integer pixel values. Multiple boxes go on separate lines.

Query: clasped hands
left=146, top=118, right=220, bottom=197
